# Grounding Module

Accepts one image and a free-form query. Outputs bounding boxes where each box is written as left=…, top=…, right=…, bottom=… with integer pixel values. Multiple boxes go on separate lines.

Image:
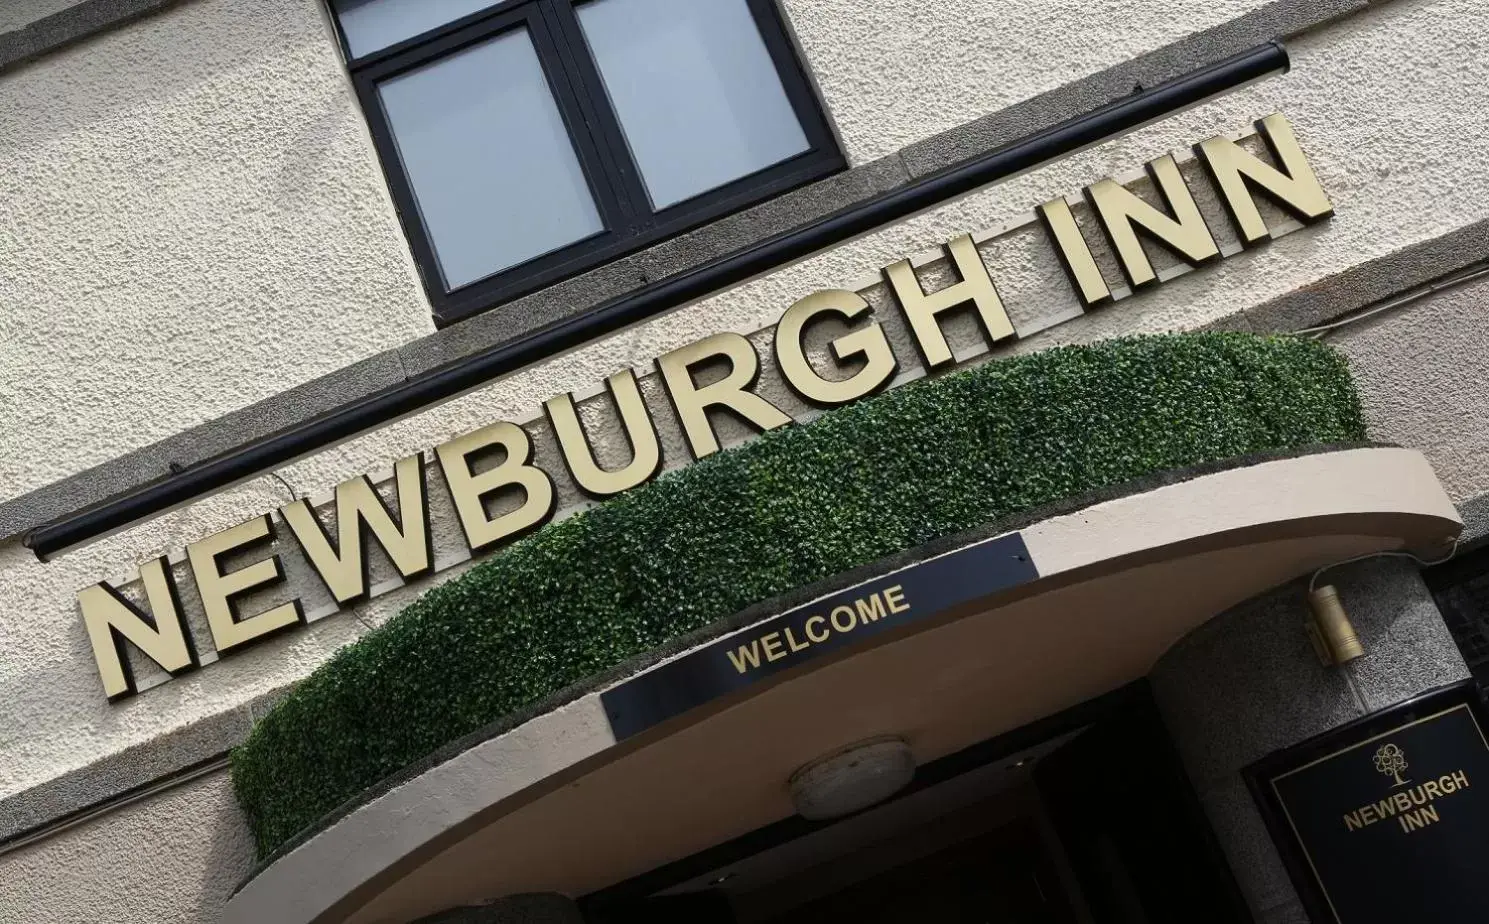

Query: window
left=331, top=0, right=843, bottom=325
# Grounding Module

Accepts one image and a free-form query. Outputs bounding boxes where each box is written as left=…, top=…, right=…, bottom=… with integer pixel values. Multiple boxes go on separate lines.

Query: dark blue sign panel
left=601, top=532, right=1038, bottom=741
left=1248, top=683, right=1489, bottom=924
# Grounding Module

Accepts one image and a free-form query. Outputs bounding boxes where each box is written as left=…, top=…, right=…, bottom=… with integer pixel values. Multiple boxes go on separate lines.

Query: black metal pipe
left=28, top=41, right=1289, bottom=561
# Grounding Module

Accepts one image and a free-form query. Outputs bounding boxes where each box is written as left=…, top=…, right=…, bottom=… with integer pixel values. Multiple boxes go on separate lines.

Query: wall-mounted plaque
left=1247, top=681, right=1489, bottom=923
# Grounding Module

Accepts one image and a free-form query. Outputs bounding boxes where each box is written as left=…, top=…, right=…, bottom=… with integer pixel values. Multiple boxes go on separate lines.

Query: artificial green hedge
left=230, top=332, right=1365, bottom=858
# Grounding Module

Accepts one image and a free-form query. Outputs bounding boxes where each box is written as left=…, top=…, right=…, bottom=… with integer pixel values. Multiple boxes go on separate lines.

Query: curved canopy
left=224, top=446, right=1461, bottom=924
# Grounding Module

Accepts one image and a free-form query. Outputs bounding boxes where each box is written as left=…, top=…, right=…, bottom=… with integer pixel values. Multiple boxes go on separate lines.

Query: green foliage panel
left=230, top=332, right=1366, bottom=858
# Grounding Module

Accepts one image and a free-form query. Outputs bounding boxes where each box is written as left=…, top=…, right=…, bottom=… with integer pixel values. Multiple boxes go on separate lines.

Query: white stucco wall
left=0, top=0, right=432, bottom=503
left=779, top=0, right=1277, bottom=164
left=1334, top=273, right=1489, bottom=504
left=0, top=771, right=254, bottom=923
left=2, top=0, right=1487, bottom=805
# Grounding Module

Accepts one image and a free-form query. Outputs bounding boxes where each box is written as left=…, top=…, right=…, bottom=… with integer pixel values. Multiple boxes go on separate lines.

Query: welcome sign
left=79, top=114, right=1334, bottom=700
left=602, top=532, right=1038, bottom=739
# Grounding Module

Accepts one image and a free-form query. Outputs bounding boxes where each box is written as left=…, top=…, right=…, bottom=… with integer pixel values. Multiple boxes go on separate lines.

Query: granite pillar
left=1149, top=558, right=1469, bottom=922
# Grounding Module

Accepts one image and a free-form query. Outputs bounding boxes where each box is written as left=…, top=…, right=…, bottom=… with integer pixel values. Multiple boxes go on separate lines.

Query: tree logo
left=1373, top=743, right=1411, bottom=788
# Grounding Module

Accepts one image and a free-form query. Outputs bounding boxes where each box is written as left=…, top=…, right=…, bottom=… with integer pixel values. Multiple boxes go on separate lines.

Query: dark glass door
left=765, top=819, right=1078, bottom=924
left=1033, top=688, right=1252, bottom=923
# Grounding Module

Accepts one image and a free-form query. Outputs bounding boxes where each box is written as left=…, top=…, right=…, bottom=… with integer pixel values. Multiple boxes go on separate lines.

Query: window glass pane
left=578, top=0, right=811, bottom=210
left=377, top=28, right=605, bottom=291
left=334, top=0, right=502, bottom=58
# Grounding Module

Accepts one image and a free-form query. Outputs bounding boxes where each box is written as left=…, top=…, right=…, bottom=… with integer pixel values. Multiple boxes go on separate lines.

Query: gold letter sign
left=80, top=557, right=197, bottom=701
left=436, top=422, right=556, bottom=554
left=774, top=290, right=898, bottom=406
left=1195, top=113, right=1334, bottom=246
left=657, top=332, right=793, bottom=460
left=279, top=453, right=434, bottom=605
left=1085, top=153, right=1221, bottom=288
left=186, top=514, right=305, bottom=656
left=882, top=234, right=1015, bottom=370
left=79, top=113, right=1333, bottom=700
left=544, top=369, right=663, bottom=498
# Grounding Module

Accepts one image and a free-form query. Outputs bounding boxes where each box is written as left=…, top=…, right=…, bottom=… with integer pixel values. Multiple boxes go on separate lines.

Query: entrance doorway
left=584, top=683, right=1250, bottom=924
left=760, top=819, right=1077, bottom=923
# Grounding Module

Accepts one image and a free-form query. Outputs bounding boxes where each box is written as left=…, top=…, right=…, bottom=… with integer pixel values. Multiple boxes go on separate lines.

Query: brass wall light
left=1305, top=538, right=1460, bottom=667
left=1306, top=584, right=1365, bottom=666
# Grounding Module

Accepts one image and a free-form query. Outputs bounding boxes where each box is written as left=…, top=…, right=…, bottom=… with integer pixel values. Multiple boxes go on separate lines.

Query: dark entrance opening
left=759, top=819, right=1076, bottom=924
left=583, top=682, right=1250, bottom=924
left=1424, top=542, right=1489, bottom=687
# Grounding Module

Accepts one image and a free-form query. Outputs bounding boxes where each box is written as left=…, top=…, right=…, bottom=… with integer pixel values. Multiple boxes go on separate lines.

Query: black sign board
left=1246, top=681, right=1489, bottom=924
left=601, top=532, right=1037, bottom=740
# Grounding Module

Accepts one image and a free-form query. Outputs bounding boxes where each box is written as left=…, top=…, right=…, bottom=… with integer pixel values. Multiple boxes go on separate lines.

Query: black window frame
left=332, top=0, right=845, bottom=327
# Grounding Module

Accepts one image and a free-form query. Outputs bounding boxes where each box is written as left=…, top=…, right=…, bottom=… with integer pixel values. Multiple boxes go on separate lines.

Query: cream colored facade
left=3, top=0, right=1489, bottom=921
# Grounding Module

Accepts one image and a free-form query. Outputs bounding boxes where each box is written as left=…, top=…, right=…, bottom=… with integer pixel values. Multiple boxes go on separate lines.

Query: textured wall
left=4, top=0, right=1489, bottom=806
left=1334, top=274, right=1489, bottom=504
left=0, top=771, right=254, bottom=923
left=0, top=0, right=83, bottom=33
left=779, top=0, right=1275, bottom=164
left=1150, top=558, right=1470, bottom=922
left=0, top=0, right=432, bottom=504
